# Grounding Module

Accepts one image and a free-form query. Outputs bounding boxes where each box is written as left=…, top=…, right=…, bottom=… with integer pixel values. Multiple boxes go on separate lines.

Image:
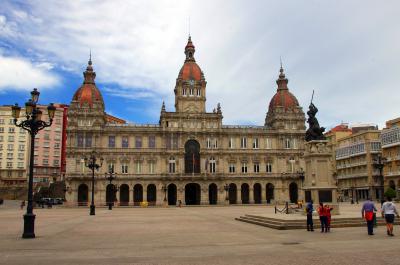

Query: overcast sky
left=0, top=0, right=399, bottom=129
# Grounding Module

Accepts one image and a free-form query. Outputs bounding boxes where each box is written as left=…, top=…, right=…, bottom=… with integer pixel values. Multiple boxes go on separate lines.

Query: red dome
left=178, top=61, right=203, bottom=81
left=269, top=90, right=299, bottom=111
left=73, top=83, right=103, bottom=108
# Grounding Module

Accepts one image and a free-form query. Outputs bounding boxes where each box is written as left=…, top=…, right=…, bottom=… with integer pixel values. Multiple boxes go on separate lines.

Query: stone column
left=217, top=186, right=226, bottom=205
left=261, top=185, right=266, bottom=204
left=237, top=188, right=241, bottom=204
left=177, top=186, right=184, bottom=205
left=249, top=187, right=254, bottom=204
left=143, top=186, right=147, bottom=202
left=201, top=186, right=209, bottom=205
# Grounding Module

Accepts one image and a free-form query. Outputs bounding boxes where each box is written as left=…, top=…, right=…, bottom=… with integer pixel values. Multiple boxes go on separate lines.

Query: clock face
left=189, top=79, right=194, bottom=86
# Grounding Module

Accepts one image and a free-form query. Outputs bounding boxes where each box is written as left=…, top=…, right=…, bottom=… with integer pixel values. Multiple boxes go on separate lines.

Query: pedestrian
left=361, top=197, right=377, bottom=235
left=324, top=204, right=333, bottom=232
left=305, top=200, right=314, bottom=232
left=178, top=200, right=182, bottom=208
left=381, top=197, right=399, bottom=236
left=317, top=202, right=327, bottom=233
left=20, top=200, right=25, bottom=210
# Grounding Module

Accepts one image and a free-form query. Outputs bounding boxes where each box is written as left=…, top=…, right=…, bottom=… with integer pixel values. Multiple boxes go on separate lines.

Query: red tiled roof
left=179, top=61, right=202, bottom=81
left=72, top=83, right=103, bottom=108
left=269, top=90, right=299, bottom=111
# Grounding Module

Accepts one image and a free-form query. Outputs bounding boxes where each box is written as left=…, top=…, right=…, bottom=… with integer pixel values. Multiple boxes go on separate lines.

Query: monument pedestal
left=303, top=140, right=339, bottom=213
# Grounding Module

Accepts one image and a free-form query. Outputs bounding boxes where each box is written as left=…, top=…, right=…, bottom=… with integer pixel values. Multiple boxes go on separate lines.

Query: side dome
left=177, top=36, right=204, bottom=81
left=268, top=67, right=299, bottom=111
left=72, top=57, right=104, bottom=108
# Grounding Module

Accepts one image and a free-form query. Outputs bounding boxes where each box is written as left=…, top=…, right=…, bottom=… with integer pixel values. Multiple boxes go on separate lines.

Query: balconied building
left=381, top=117, right=400, bottom=197
left=335, top=129, right=382, bottom=201
left=0, top=106, right=29, bottom=187
left=65, top=37, right=307, bottom=206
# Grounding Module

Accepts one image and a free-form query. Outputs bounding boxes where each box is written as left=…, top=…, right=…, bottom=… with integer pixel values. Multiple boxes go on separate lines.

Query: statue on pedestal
left=305, top=91, right=326, bottom=142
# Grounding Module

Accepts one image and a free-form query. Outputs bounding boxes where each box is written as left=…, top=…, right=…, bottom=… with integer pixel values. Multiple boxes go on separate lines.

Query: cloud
left=0, top=53, right=59, bottom=91
left=0, top=0, right=399, bottom=127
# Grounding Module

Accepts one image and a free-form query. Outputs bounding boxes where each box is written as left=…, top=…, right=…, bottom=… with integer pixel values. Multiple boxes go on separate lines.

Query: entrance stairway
left=235, top=214, right=400, bottom=230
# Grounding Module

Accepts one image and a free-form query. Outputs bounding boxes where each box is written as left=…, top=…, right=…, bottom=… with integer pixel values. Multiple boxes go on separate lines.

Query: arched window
left=196, top=88, right=201, bottom=96
left=183, top=88, right=187, bottom=96
left=190, top=87, right=194, bottom=96
left=285, top=138, right=291, bottom=149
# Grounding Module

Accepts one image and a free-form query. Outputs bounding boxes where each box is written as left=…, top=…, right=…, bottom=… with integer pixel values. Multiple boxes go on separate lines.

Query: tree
left=384, top=187, right=397, bottom=199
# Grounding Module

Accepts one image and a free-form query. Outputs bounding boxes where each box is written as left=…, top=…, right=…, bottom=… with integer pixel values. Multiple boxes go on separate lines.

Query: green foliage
left=384, top=187, right=397, bottom=199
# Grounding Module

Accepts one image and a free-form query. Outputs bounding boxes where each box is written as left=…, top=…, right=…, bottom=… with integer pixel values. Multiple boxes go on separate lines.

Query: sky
left=0, top=0, right=399, bottom=129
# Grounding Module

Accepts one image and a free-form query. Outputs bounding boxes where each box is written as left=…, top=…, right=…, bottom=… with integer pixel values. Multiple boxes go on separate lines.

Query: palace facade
left=65, top=37, right=307, bottom=206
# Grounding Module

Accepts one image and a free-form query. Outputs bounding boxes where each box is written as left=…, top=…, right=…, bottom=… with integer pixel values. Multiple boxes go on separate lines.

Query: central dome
left=268, top=67, right=299, bottom=111
left=177, top=36, right=204, bottom=81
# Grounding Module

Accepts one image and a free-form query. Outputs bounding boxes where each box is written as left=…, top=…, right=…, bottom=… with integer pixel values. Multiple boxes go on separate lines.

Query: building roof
left=177, top=36, right=204, bottom=81
left=268, top=67, right=299, bottom=111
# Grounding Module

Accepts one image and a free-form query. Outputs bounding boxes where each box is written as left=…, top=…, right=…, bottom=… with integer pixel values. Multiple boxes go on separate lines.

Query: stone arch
left=266, top=183, right=274, bottom=204
left=147, top=184, right=157, bottom=206
left=229, top=183, right=237, bottom=204
left=168, top=183, right=177, bottom=206
left=185, top=183, right=201, bottom=205
left=185, top=140, right=200, bottom=173
left=77, top=183, right=88, bottom=206
left=133, top=184, right=143, bottom=206
left=253, top=183, right=262, bottom=204
left=289, top=182, right=298, bottom=203
left=119, top=184, right=129, bottom=206
left=241, top=183, right=250, bottom=204
left=209, top=183, right=218, bottom=205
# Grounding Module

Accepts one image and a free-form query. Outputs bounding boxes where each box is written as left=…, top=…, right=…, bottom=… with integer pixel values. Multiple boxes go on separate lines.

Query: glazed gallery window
left=241, top=137, right=247, bottom=149
left=135, top=136, right=142, bottom=148
left=108, top=136, right=116, bottom=148
left=241, top=162, right=248, bottom=173
left=169, top=157, right=176, bottom=173
left=254, top=163, right=260, bottom=173
left=122, top=136, right=129, bottom=148
left=229, top=163, right=235, bottom=173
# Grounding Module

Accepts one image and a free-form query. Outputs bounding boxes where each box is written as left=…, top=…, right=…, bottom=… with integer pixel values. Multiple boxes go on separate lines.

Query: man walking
left=306, top=200, right=314, bottom=231
left=361, top=197, right=377, bottom=235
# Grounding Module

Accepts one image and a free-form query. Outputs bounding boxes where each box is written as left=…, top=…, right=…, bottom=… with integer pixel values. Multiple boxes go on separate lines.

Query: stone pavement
left=0, top=204, right=399, bottom=265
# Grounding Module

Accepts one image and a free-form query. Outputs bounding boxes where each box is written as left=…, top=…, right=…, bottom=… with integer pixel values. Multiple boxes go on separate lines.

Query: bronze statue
left=305, top=91, right=326, bottom=141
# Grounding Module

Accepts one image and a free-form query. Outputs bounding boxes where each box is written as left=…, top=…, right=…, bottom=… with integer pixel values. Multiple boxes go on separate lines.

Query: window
left=206, top=138, right=211, bottom=149
left=265, top=138, right=272, bottom=149
left=135, top=161, right=142, bottom=174
left=135, top=136, right=142, bottom=148
left=108, top=136, right=115, bottom=148
left=43, top=159, right=49, bottom=165
left=196, top=88, right=201, bottom=96
left=189, top=87, right=194, bottom=95
left=212, top=139, right=218, bottom=149
left=7, top=153, right=13, bottom=159
left=6, top=162, right=12, bottom=168
left=0, top=136, right=3, bottom=142
left=254, top=163, right=260, bottom=173
left=18, top=153, right=24, bottom=160
left=18, top=144, right=25, bottom=151
left=0, top=119, right=3, bottom=124
left=17, top=162, right=24, bottom=168
left=292, top=138, right=297, bottom=149
left=19, top=128, right=25, bottom=134
left=149, top=161, right=155, bottom=174
left=229, top=137, right=234, bottom=149
left=166, top=134, right=178, bottom=149
left=8, top=127, right=14, bottom=133
left=0, top=144, right=2, bottom=150
left=108, top=163, right=115, bottom=173
left=241, top=162, right=247, bottom=173
left=121, top=163, right=128, bottom=174
left=209, top=157, right=216, bottom=173
left=0, top=127, right=3, bottom=133
left=44, top=133, right=50, bottom=140
left=54, top=142, right=60, bottom=149
left=253, top=138, right=259, bottom=149
left=77, top=133, right=84, bottom=147
left=53, top=160, right=59, bottom=166
left=19, top=136, right=25, bottom=142
left=85, top=133, right=92, bottom=148
left=148, top=136, right=156, bottom=148
left=7, top=144, right=13, bottom=150
left=43, top=151, right=49, bottom=157
left=122, top=136, right=129, bottom=148
left=9, top=119, right=13, bottom=124
left=182, top=88, right=187, bottom=96
left=169, top=157, right=176, bottom=173
left=266, top=163, right=272, bottom=173
left=43, top=142, right=50, bottom=148
left=8, top=135, right=14, bottom=142
left=229, top=163, right=235, bottom=173
left=285, top=138, right=291, bottom=149
left=55, top=118, right=61, bottom=125
left=241, top=137, right=247, bottom=149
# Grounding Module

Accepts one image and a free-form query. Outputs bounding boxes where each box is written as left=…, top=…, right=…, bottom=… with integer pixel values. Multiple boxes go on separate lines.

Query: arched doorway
left=209, top=183, right=218, bottom=205
left=185, top=140, right=200, bottom=173
left=229, top=183, right=237, bottom=204
left=389, top=180, right=396, bottom=190
left=185, top=183, right=201, bottom=205
left=133, top=184, right=143, bottom=206
left=147, top=184, right=157, bottom=206
left=253, top=183, right=261, bottom=204
left=266, top=183, right=274, bottom=204
left=289, top=182, right=298, bottom=203
left=106, top=184, right=116, bottom=206
left=168, top=184, right=177, bottom=206
left=119, top=184, right=129, bottom=206
left=77, top=184, right=88, bottom=206
left=241, top=183, right=249, bottom=204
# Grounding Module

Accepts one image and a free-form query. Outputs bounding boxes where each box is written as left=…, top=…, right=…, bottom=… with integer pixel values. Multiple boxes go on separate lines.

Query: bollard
left=285, top=201, right=289, bottom=214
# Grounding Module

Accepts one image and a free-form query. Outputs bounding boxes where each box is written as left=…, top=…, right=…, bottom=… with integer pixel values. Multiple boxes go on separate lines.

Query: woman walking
left=318, top=202, right=327, bottom=233
left=381, top=197, right=399, bottom=236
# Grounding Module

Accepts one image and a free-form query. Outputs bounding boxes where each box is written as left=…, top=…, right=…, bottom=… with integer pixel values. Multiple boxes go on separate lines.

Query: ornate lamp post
left=84, top=151, right=103, bottom=215
left=373, top=154, right=387, bottom=201
left=224, top=184, right=229, bottom=202
left=11, top=88, right=56, bottom=239
left=105, top=171, right=117, bottom=210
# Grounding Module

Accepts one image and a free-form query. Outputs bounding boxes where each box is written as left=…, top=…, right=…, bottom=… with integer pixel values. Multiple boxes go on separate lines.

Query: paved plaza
left=1, top=203, right=400, bottom=265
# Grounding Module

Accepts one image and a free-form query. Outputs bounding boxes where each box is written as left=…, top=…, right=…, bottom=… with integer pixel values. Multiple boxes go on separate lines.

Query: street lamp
left=373, top=154, right=387, bottom=201
left=224, top=184, right=229, bottom=202
left=11, top=88, right=56, bottom=239
left=162, top=185, right=167, bottom=203
left=105, top=171, right=117, bottom=210
left=84, top=151, right=103, bottom=215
